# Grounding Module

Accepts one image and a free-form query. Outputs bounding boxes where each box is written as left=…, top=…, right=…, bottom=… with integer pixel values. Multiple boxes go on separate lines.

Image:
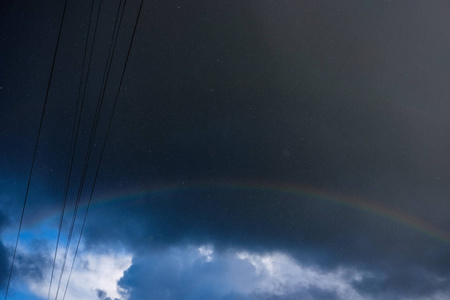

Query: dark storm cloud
left=2, top=0, right=450, bottom=299
left=100, top=0, right=450, bottom=219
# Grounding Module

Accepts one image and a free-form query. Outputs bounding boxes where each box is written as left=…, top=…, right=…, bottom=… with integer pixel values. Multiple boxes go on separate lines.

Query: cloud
left=96, top=288, right=119, bottom=300
left=352, top=267, right=450, bottom=300
left=0, top=232, right=132, bottom=300
left=96, top=289, right=107, bottom=299
left=27, top=248, right=132, bottom=300
left=118, top=244, right=366, bottom=300
left=81, top=186, right=450, bottom=299
left=0, top=237, right=51, bottom=297
left=14, top=243, right=51, bottom=283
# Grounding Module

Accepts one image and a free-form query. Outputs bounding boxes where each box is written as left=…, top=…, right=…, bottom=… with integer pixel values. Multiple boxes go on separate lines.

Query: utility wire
left=54, top=0, right=127, bottom=298
left=47, top=0, right=97, bottom=299
left=62, top=2, right=144, bottom=296
left=4, top=0, right=69, bottom=299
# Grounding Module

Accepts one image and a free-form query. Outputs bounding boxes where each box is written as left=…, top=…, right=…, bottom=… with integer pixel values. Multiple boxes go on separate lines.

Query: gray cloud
left=13, top=240, right=52, bottom=284
left=352, top=267, right=450, bottom=300
left=95, top=288, right=119, bottom=300
left=96, top=289, right=107, bottom=299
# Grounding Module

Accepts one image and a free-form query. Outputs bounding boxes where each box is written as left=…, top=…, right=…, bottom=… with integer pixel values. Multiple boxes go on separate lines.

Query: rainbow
left=92, top=180, right=450, bottom=245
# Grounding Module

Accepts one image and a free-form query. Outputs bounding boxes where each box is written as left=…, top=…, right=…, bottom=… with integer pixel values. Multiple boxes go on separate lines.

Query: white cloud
left=118, top=244, right=367, bottom=300
left=27, top=248, right=132, bottom=300
left=197, top=245, right=214, bottom=262
left=236, top=250, right=365, bottom=299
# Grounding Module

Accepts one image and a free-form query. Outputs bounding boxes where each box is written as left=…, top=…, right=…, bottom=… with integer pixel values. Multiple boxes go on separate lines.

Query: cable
left=62, top=0, right=144, bottom=298
left=47, top=1, right=97, bottom=299
left=54, top=0, right=128, bottom=298
left=4, top=0, right=69, bottom=299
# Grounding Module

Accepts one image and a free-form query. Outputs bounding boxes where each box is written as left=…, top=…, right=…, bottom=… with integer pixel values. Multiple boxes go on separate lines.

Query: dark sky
left=2, top=0, right=450, bottom=299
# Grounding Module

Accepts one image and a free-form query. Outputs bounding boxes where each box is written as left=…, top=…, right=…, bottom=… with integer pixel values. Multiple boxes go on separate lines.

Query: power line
left=4, top=0, right=69, bottom=299
left=54, top=0, right=128, bottom=298
left=47, top=0, right=97, bottom=299
left=62, top=0, right=144, bottom=297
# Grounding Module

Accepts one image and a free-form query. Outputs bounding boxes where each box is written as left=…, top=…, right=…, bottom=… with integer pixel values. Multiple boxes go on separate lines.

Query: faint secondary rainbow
left=91, top=180, right=450, bottom=246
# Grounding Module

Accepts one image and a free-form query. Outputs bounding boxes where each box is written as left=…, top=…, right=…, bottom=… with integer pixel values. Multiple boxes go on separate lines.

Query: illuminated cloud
left=26, top=248, right=132, bottom=300
left=118, top=244, right=366, bottom=300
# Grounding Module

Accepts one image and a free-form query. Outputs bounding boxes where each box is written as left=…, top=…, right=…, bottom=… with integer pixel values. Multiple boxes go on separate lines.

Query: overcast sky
left=2, top=0, right=450, bottom=299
